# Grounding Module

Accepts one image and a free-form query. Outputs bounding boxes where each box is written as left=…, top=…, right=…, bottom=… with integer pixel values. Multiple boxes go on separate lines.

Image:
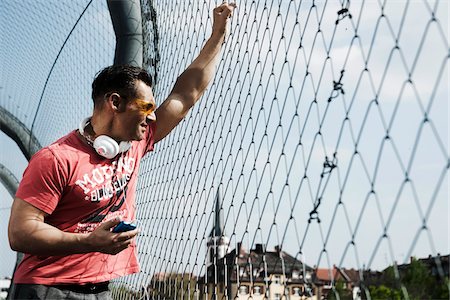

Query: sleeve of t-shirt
left=15, top=148, right=66, bottom=215
left=143, top=121, right=157, bottom=154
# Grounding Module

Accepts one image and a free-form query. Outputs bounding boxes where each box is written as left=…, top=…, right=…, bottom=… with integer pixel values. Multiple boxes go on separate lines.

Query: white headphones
left=79, top=117, right=132, bottom=159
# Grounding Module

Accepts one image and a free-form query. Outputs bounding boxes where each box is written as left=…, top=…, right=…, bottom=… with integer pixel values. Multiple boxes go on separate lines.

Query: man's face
left=116, top=80, right=156, bottom=141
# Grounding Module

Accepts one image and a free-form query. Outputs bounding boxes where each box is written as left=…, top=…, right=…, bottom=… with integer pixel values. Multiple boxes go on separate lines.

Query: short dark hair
left=91, top=65, right=153, bottom=106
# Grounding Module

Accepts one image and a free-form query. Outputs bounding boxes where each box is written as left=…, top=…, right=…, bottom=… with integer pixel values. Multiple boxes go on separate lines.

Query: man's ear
left=108, top=93, right=125, bottom=112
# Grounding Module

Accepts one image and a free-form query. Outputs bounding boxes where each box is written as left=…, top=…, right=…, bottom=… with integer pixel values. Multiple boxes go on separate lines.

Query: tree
left=368, top=285, right=401, bottom=300
left=365, top=258, right=450, bottom=300
left=328, top=280, right=353, bottom=300
left=401, top=258, right=434, bottom=300
left=430, top=278, right=449, bottom=300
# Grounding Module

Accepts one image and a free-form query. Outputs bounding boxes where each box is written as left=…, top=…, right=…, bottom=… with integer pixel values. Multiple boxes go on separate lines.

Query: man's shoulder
left=33, top=130, right=88, bottom=163
left=49, top=130, right=84, bottom=150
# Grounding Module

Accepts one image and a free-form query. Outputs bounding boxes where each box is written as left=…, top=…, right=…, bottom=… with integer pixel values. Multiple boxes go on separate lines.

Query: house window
left=292, top=270, right=300, bottom=279
left=253, top=268, right=260, bottom=278
left=291, top=286, right=302, bottom=296
left=239, top=285, right=249, bottom=295
left=239, top=267, right=249, bottom=277
left=305, top=271, right=312, bottom=282
left=272, top=275, right=282, bottom=284
left=274, top=293, right=282, bottom=300
left=253, top=285, right=264, bottom=295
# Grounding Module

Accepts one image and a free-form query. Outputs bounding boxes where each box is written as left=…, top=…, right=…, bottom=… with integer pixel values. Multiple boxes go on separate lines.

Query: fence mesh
left=1, top=0, right=448, bottom=299
left=0, top=0, right=114, bottom=285
left=132, top=0, right=449, bottom=299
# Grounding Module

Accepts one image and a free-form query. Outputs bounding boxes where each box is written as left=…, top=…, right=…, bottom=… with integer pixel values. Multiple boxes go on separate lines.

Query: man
left=8, top=2, right=236, bottom=299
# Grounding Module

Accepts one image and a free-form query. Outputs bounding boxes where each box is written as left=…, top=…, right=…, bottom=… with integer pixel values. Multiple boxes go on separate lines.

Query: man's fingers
left=111, top=236, right=135, bottom=255
left=115, top=228, right=139, bottom=242
left=215, top=2, right=237, bottom=15
left=214, top=7, right=234, bottom=18
left=225, top=3, right=236, bottom=17
left=102, top=217, right=122, bottom=230
left=109, top=242, right=131, bottom=255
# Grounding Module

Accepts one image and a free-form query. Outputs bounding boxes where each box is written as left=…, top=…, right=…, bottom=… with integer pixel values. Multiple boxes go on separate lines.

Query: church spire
left=207, top=186, right=230, bottom=266
left=209, top=188, right=224, bottom=238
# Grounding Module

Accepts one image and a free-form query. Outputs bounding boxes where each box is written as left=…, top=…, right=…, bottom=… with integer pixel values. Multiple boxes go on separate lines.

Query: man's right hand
left=85, top=218, right=139, bottom=255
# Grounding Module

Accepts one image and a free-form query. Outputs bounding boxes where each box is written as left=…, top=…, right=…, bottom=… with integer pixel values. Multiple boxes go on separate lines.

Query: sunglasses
left=106, top=93, right=156, bottom=115
left=133, top=98, right=155, bottom=115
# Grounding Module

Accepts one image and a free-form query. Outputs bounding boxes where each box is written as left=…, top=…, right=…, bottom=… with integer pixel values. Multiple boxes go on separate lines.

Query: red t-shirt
left=14, top=123, right=156, bottom=284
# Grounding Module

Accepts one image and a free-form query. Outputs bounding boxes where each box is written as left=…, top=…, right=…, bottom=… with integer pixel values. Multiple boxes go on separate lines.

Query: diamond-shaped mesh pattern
left=0, top=0, right=448, bottom=299
left=0, top=0, right=115, bottom=147
left=128, top=0, right=449, bottom=299
left=0, top=0, right=115, bottom=279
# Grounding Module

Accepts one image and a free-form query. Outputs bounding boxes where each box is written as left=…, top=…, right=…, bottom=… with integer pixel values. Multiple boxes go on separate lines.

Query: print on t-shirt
left=74, top=156, right=136, bottom=232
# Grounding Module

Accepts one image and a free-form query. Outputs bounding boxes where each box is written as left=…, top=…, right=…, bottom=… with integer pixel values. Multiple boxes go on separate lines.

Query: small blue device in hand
left=112, top=221, right=137, bottom=233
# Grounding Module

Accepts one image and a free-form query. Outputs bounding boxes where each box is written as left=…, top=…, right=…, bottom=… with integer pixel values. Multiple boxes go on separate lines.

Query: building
left=0, top=277, right=11, bottom=300
left=206, top=189, right=230, bottom=268
left=199, top=243, right=318, bottom=299
left=315, top=266, right=365, bottom=300
left=397, top=254, right=449, bottom=279
left=199, top=190, right=318, bottom=299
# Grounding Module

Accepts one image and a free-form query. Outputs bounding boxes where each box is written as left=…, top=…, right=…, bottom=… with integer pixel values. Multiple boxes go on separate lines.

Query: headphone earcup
left=79, top=117, right=132, bottom=159
left=93, top=135, right=120, bottom=159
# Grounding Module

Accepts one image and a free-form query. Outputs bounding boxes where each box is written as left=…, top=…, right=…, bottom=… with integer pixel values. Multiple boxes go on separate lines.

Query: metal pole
left=107, top=0, right=143, bottom=67
left=0, top=164, right=19, bottom=198
left=0, top=164, right=20, bottom=300
left=0, top=106, right=41, bottom=160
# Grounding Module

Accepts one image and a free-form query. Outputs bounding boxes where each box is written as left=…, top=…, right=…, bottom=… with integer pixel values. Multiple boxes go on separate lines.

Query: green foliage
left=328, top=280, right=353, bottom=300
left=147, top=273, right=198, bottom=300
left=429, top=277, right=449, bottom=300
left=368, top=285, right=401, bottom=300
left=402, top=257, right=434, bottom=300
left=367, top=257, right=449, bottom=300
left=110, top=284, right=141, bottom=300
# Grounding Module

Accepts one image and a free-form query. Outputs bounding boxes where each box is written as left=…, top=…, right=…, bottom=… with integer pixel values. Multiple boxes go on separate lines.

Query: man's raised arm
left=154, top=2, right=236, bottom=143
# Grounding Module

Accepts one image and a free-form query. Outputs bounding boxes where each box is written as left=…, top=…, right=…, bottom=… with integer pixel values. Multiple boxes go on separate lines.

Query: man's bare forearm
left=9, top=218, right=91, bottom=256
left=171, top=32, right=225, bottom=107
left=8, top=197, right=137, bottom=256
left=170, top=3, right=236, bottom=106
left=153, top=3, right=236, bottom=143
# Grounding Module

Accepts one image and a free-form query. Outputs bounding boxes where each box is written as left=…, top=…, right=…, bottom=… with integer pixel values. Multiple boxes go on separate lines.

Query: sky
left=0, top=0, right=113, bottom=277
left=0, top=0, right=449, bottom=283
left=131, top=0, right=449, bottom=279
left=0, top=132, right=27, bottom=277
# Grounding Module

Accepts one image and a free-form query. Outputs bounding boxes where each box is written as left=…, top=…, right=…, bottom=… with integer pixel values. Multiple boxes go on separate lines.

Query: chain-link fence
left=1, top=1, right=448, bottom=299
